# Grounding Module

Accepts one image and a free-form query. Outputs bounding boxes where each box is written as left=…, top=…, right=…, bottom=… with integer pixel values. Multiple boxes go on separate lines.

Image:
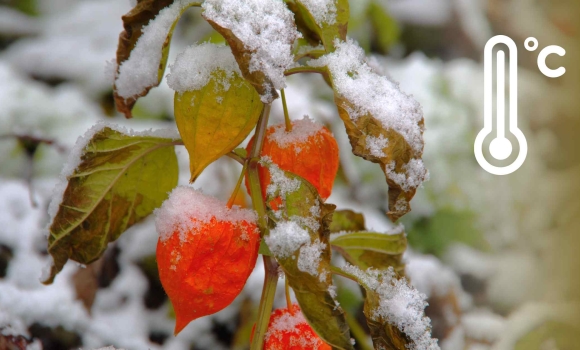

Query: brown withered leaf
left=202, top=19, right=280, bottom=102
left=43, top=127, right=178, bottom=284
left=264, top=164, right=354, bottom=350
left=363, top=287, right=411, bottom=350
left=113, top=0, right=199, bottom=118
left=335, top=97, right=425, bottom=222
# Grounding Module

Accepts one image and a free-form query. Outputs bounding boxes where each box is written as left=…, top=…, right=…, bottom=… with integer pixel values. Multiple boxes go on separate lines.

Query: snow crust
left=308, top=39, right=424, bottom=153
left=266, top=116, right=325, bottom=149
left=299, top=0, right=337, bottom=25
left=342, top=264, right=440, bottom=350
left=115, top=0, right=198, bottom=99
left=167, top=43, right=242, bottom=93
left=202, top=0, right=301, bottom=102
left=154, top=186, right=258, bottom=242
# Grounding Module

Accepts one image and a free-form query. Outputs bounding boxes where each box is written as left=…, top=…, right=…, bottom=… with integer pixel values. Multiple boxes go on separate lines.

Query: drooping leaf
left=174, top=70, right=263, bottom=182
left=339, top=265, right=438, bottom=350
left=308, top=40, right=427, bottom=222
left=263, top=163, right=354, bottom=350
left=335, top=100, right=426, bottom=222
left=331, top=231, right=407, bottom=275
left=113, top=0, right=199, bottom=118
left=43, top=126, right=179, bottom=284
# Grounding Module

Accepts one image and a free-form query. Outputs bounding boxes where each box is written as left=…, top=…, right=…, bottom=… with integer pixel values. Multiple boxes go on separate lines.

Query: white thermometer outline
left=475, top=35, right=528, bottom=175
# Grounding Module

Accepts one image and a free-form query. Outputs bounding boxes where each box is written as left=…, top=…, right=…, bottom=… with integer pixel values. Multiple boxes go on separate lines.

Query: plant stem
left=247, top=103, right=279, bottom=350
left=226, top=151, right=245, bottom=165
left=226, top=161, right=247, bottom=208
left=285, top=277, right=293, bottom=312
left=280, top=89, right=292, bottom=132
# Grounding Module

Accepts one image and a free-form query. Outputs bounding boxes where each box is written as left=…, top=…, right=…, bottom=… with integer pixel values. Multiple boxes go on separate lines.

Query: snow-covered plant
left=43, top=0, right=434, bottom=349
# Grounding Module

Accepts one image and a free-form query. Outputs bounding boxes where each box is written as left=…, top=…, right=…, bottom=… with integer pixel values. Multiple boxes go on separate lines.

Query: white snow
left=266, top=116, right=325, bottom=149
left=297, top=239, right=326, bottom=276
left=341, top=264, right=440, bottom=350
left=167, top=43, right=242, bottom=93
left=265, top=221, right=310, bottom=259
left=385, top=158, right=428, bottom=192
left=366, top=134, right=389, bottom=158
left=262, top=157, right=301, bottom=197
left=115, top=0, right=198, bottom=99
left=202, top=0, right=301, bottom=102
left=308, top=38, right=424, bottom=154
left=154, top=186, right=258, bottom=242
left=299, top=0, right=337, bottom=25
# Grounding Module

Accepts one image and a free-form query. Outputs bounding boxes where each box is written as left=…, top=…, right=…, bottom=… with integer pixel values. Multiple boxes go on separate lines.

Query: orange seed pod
left=155, top=187, right=260, bottom=334
left=261, top=304, right=332, bottom=350
left=247, top=117, right=339, bottom=200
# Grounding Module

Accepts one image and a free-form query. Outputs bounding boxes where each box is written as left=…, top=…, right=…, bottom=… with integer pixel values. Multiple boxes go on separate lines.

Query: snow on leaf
left=113, top=0, right=200, bottom=118
left=308, top=39, right=428, bottom=221
left=263, top=164, right=353, bottom=350
left=201, top=0, right=301, bottom=103
left=43, top=126, right=179, bottom=284
left=173, top=59, right=263, bottom=182
left=341, top=264, right=440, bottom=350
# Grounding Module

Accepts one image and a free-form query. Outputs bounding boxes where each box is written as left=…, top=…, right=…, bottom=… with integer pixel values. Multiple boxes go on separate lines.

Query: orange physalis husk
left=155, top=187, right=260, bottom=334
left=257, top=304, right=332, bottom=350
left=246, top=117, right=339, bottom=200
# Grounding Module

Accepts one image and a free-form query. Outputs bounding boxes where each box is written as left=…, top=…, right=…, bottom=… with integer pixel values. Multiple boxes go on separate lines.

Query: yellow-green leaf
left=113, top=0, right=199, bottom=118
left=264, top=163, right=354, bottom=350
left=331, top=231, right=407, bottom=274
left=174, top=70, right=263, bottom=182
left=43, top=126, right=179, bottom=284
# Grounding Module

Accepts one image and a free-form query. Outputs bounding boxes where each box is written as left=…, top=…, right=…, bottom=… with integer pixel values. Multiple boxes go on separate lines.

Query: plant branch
left=247, top=103, right=278, bottom=350
left=226, top=151, right=245, bottom=165
left=330, top=265, right=360, bottom=283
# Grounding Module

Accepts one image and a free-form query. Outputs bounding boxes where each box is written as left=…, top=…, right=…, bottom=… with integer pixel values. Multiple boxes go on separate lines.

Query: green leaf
left=264, top=163, right=354, bottom=350
left=332, top=231, right=407, bottom=275
left=174, top=70, right=262, bottom=182
left=43, top=126, right=179, bottom=284
left=113, top=0, right=199, bottom=118
left=328, top=209, right=366, bottom=233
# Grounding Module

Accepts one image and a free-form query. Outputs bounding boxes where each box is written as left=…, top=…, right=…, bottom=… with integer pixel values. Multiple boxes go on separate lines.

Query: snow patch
left=267, top=116, right=325, bottom=149
left=297, top=239, right=326, bottom=276
left=167, top=43, right=242, bottom=93
left=308, top=39, right=424, bottom=153
left=154, top=186, right=258, bottom=242
left=115, top=0, right=198, bottom=99
left=202, top=0, right=301, bottom=102
left=299, top=0, right=337, bottom=25
left=265, top=221, right=310, bottom=258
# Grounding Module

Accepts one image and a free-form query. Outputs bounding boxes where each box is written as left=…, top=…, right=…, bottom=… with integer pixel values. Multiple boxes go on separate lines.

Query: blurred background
left=0, top=0, right=579, bottom=349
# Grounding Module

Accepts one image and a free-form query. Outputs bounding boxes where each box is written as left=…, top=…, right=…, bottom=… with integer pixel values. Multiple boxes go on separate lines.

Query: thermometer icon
left=475, top=35, right=528, bottom=175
